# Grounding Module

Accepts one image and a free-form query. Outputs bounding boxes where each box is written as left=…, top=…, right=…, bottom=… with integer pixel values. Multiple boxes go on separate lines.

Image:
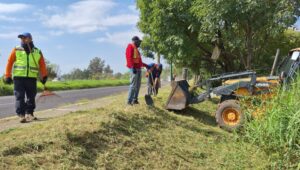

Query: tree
left=62, top=68, right=90, bottom=80
left=104, top=65, right=113, bottom=76
left=137, top=0, right=299, bottom=74
left=62, top=57, right=118, bottom=80
left=192, top=0, right=299, bottom=70
left=87, top=57, right=105, bottom=77
left=137, top=0, right=220, bottom=75
left=45, top=60, right=61, bottom=79
left=114, top=72, right=123, bottom=79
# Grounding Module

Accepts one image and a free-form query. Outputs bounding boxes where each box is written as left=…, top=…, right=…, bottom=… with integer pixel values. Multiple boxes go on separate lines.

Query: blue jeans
left=127, top=69, right=141, bottom=103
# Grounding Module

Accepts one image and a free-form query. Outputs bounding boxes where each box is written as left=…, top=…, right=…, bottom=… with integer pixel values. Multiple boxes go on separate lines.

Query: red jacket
left=126, top=43, right=146, bottom=69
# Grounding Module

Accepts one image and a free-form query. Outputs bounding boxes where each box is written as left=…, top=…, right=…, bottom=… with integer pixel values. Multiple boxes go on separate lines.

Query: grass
left=0, top=79, right=130, bottom=96
left=243, top=78, right=300, bottom=169
left=0, top=87, right=269, bottom=169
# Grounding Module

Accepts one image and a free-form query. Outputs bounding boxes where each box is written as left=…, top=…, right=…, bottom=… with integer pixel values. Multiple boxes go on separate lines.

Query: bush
left=244, top=78, right=300, bottom=169
left=0, top=79, right=129, bottom=96
left=0, top=82, right=13, bottom=96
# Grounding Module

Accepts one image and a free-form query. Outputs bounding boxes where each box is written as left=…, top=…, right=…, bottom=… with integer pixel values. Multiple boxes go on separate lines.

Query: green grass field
left=0, top=79, right=130, bottom=96
left=0, top=80, right=299, bottom=169
left=243, top=79, right=300, bottom=169
left=0, top=88, right=269, bottom=169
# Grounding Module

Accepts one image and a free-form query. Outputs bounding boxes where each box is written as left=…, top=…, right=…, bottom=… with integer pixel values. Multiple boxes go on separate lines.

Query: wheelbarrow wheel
left=215, top=100, right=244, bottom=131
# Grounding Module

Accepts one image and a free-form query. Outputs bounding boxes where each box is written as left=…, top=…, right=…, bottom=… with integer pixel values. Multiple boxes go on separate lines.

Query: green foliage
left=45, top=60, right=60, bottom=79
left=62, top=68, right=90, bottom=80
left=138, top=0, right=211, bottom=74
left=244, top=78, right=300, bottom=168
left=62, top=57, right=119, bottom=80
left=0, top=82, right=13, bottom=96
left=103, top=65, right=113, bottom=76
left=193, top=0, right=298, bottom=70
left=87, top=57, right=106, bottom=77
left=41, top=59, right=61, bottom=79
left=0, top=79, right=129, bottom=96
left=137, top=0, right=299, bottom=74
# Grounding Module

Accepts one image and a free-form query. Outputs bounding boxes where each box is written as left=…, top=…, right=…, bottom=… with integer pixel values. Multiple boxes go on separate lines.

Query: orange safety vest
left=133, top=46, right=141, bottom=64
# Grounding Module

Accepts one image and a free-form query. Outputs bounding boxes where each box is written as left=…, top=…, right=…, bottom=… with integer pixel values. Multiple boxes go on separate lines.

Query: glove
left=4, top=77, right=13, bottom=85
left=130, top=68, right=137, bottom=74
left=133, top=68, right=137, bottom=74
left=40, top=76, right=48, bottom=85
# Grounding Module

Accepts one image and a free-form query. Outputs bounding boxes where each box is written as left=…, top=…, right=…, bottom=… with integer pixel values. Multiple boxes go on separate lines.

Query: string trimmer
left=26, top=43, right=60, bottom=102
left=36, top=85, right=61, bottom=103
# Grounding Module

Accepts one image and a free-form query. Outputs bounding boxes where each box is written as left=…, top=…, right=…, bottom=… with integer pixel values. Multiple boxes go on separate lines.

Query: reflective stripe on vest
left=13, top=46, right=41, bottom=78
left=14, top=66, right=26, bottom=69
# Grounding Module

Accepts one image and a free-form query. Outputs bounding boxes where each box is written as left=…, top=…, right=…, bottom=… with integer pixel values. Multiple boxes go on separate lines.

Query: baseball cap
left=18, top=32, right=32, bottom=39
left=132, top=36, right=141, bottom=42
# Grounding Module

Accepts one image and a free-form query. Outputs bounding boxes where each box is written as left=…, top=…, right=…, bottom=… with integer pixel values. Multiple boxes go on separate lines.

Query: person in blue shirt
left=146, top=63, right=163, bottom=95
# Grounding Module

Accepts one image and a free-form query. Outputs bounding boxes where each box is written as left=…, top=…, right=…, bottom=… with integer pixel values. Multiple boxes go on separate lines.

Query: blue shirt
left=146, top=63, right=162, bottom=79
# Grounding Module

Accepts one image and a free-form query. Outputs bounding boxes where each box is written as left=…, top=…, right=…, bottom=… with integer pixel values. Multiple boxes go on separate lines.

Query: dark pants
left=14, top=77, right=37, bottom=116
left=147, top=77, right=159, bottom=95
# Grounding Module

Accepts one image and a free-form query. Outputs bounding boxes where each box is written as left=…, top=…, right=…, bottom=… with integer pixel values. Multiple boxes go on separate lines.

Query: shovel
left=145, top=72, right=156, bottom=106
left=144, top=94, right=154, bottom=106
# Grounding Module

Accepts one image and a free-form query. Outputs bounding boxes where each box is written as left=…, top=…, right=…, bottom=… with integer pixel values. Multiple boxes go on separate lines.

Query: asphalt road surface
left=0, top=85, right=130, bottom=119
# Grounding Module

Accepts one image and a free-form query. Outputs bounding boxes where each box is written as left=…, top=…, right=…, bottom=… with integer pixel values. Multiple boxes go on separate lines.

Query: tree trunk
left=245, top=25, right=253, bottom=70
left=222, top=53, right=236, bottom=72
left=216, top=30, right=236, bottom=72
left=239, top=52, right=247, bottom=69
left=194, top=75, right=198, bottom=85
left=157, top=53, right=161, bottom=64
left=182, top=68, right=188, bottom=80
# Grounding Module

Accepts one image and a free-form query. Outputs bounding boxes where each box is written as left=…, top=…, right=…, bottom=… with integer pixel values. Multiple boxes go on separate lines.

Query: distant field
left=0, top=79, right=130, bottom=96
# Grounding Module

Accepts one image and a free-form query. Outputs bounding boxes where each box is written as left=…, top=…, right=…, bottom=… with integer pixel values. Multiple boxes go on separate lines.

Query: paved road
left=0, top=86, right=129, bottom=119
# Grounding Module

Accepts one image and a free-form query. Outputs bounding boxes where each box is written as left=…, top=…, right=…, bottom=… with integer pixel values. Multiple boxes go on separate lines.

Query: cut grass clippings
left=0, top=88, right=268, bottom=169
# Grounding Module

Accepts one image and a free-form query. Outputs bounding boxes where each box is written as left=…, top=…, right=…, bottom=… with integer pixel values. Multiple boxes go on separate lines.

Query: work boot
left=26, top=113, right=38, bottom=121
left=18, top=114, right=26, bottom=123
left=127, top=101, right=133, bottom=106
left=133, top=100, right=139, bottom=105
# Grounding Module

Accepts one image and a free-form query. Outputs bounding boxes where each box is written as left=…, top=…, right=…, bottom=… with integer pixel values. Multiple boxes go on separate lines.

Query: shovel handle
left=149, top=72, right=157, bottom=95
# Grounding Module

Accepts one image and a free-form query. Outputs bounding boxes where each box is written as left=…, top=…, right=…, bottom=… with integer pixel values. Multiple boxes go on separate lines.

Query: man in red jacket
left=126, top=36, right=147, bottom=105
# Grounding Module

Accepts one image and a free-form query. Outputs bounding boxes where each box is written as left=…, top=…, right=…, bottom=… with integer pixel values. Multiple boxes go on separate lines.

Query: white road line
left=0, top=103, right=14, bottom=106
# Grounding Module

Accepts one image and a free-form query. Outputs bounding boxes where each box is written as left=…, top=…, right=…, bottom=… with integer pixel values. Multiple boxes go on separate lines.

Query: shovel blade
left=145, top=94, right=154, bottom=106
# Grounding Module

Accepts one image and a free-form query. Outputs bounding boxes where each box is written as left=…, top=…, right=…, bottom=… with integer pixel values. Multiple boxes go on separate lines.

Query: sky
left=0, top=0, right=299, bottom=75
left=295, top=16, right=300, bottom=28
left=0, top=0, right=163, bottom=75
